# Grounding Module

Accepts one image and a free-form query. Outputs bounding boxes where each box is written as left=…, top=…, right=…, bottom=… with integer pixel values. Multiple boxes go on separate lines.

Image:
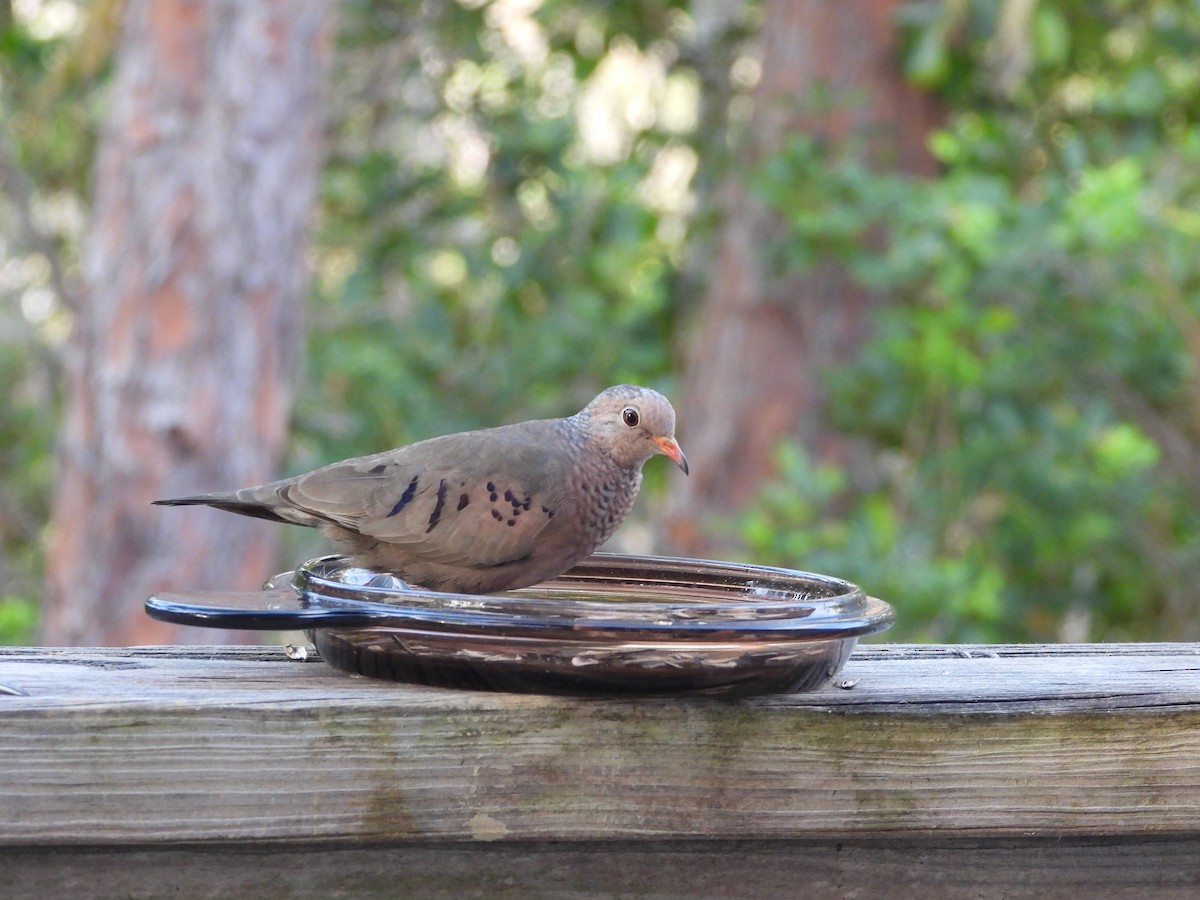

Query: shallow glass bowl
left=147, top=553, right=893, bottom=698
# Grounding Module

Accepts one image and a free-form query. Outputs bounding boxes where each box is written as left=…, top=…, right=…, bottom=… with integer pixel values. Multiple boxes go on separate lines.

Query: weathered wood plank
left=6, top=838, right=1200, bottom=899
left=1, top=644, right=1198, bottom=846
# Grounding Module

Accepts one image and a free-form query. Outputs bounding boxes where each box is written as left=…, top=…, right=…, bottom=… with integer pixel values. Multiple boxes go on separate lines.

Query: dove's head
left=578, top=385, right=689, bottom=474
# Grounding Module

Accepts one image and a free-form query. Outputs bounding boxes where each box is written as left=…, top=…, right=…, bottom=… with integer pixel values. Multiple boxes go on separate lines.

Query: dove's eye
left=622, top=407, right=640, bottom=427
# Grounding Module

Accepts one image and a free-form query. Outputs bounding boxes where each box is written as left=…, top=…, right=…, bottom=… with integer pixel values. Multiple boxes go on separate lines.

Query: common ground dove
left=154, top=384, right=687, bottom=593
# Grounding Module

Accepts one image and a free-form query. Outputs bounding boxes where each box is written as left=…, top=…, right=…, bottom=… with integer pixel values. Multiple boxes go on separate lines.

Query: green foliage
left=0, top=346, right=57, bottom=622
left=0, top=1, right=104, bottom=642
left=0, top=595, right=37, bottom=644
left=3, top=0, right=1198, bottom=648
left=743, top=0, right=1200, bottom=641
left=739, top=444, right=1009, bottom=643
left=297, top=0, right=745, bottom=469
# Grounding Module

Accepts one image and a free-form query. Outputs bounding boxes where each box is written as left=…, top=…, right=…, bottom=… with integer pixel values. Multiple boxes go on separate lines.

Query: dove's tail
left=152, top=492, right=299, bottom=525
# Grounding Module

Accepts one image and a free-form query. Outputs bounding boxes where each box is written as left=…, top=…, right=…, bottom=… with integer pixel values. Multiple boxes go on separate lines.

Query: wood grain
left=2, top=643, right=1198, bottom=849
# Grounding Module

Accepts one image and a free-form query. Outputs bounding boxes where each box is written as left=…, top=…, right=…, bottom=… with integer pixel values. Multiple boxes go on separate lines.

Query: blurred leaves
left=2, top=0, right=1199, bottom=645
left=0, top=0, right=103, bottom=638
left=742, top=0, right=1200, bottom=641
left=297, top=0, right=747, bottom=470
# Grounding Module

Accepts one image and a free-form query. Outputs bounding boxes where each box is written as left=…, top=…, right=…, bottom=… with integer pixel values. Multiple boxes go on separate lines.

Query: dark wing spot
left=457, top=493, right=470, bottom=511
left=490, top=492, right=498, bottom=502
left=491, top=509, right=503, bottom=521
left=507, top=519, right=516, bottom=526
left=369, top=463, right=388, bottom=475
left=425, top=479, right=448, bottom=533
left=386, top=476, right=420, bottom=518
left=504, top=489, right=515, bottom=502
left=487, top=481, right=496, bottom=492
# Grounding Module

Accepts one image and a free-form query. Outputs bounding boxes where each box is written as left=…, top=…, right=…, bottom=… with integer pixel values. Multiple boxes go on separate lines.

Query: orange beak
left=654, top=436, right=689, bottom=475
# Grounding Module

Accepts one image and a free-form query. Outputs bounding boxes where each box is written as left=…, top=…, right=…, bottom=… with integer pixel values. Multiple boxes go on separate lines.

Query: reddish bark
left=43, top=0, right=333, bottom=645
left=669, top=0, right=941, bottom=554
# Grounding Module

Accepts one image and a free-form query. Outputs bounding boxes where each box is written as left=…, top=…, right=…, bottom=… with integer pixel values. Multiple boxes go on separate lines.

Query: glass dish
left=146, top=553, right=894, bottom=697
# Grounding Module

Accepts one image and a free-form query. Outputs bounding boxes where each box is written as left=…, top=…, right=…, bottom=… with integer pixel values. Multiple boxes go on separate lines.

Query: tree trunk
left=43, top=0, right=333, bottom=645
left=668, top=0, right=940, bottom=554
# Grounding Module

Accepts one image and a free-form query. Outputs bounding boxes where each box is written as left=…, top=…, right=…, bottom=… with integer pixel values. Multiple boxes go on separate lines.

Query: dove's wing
left=271, top=425, right=576, bottom=570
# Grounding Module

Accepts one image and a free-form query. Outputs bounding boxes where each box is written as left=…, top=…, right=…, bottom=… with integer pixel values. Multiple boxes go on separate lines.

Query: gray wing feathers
left=264, top=428, right=576, bottom=569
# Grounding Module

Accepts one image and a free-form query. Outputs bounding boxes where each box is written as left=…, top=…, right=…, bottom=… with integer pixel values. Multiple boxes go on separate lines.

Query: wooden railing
left=3, top=643, right=1199, bottom=896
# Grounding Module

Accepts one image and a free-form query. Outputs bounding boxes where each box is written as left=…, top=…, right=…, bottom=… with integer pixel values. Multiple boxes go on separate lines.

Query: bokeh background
left=2, top=0, right=1199, bottom=645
